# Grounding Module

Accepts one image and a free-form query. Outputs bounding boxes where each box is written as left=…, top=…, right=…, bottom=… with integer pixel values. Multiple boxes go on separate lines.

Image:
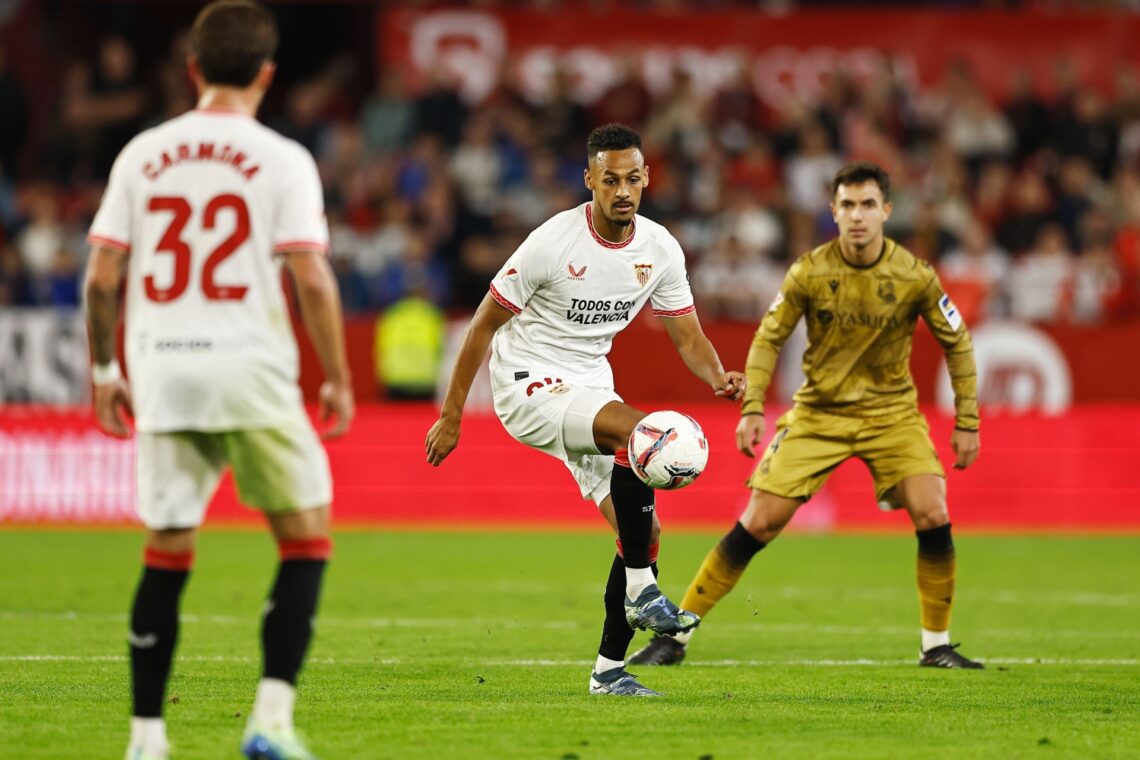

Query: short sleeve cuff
left=88, top=234, right=131, bottom=253
left=651, top=304, right=696, bottom=318
left=489, top=283, right=521, bottom=315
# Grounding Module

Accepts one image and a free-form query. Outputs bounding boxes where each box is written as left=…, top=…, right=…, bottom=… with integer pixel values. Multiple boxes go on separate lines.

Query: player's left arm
left=918, top=271, right=980, bottom=469
left=660, top=311, right=746, bottom=401
left=285, top=249, right=355, bottom=440
left=84, top=244, right=133, bottom=439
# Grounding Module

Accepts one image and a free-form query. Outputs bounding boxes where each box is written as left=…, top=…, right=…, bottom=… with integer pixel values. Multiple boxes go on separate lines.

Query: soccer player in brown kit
left=85, top=2, right=354, bottom=758
left=629, top=162, right=985, bottom=669
left=426, top=124, right=746, bottom=696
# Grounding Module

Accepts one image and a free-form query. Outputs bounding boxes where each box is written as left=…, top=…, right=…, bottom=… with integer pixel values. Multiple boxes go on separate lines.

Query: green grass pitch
left=1, top=530, right=1137, bottom=759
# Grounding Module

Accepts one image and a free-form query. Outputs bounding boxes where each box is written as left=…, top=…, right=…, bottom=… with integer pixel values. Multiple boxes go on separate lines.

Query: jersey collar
left=585, top=204, right=637, bottom=250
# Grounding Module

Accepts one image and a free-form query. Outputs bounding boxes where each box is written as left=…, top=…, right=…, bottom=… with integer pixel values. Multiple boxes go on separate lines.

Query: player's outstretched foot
left=588, top=667, right=663, bottom=697
left=919, top=643, right=984, bottom=669
left=124, top=748, right=168, bottom=760
left=241, top=720, right=319, bottom=760
left=628, top=634, right=687, bottom=666
left=624, top=584, right=701, bottom=635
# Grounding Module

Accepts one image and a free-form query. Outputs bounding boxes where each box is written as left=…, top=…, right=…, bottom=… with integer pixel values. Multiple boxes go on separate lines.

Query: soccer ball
left=627, top=410, right=708, bottom=490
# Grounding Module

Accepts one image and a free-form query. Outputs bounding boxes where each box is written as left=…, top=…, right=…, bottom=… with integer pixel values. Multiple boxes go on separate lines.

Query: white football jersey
left=488, top=203, right=695, bottom=389
left=88, top=108, right=329, bottom=432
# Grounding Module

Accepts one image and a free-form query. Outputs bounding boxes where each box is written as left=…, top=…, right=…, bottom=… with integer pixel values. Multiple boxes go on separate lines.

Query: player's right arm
left=425, top=293, right=515, bottom=466
left=737, top=261, right=808, bottom=457
left=84, top=244, right=133, bottom=439
left=284, top=250, right=355, bottom=440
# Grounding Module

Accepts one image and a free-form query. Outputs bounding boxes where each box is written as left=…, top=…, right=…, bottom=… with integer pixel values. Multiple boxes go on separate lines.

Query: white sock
left=625, top=566, right=656, bottom=600
left=922, top=628, right=950, bottom=652
left=670, top=629, right=693, bottom=646
left=594, top=655, right=625, bottom=675
left=252, top=678, right=296, bottom=732
left=129, top=717, right=168, bottom=755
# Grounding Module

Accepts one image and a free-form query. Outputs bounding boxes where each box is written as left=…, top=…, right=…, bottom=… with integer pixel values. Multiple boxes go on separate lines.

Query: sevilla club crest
left=634, top=263, right=652, bottom=287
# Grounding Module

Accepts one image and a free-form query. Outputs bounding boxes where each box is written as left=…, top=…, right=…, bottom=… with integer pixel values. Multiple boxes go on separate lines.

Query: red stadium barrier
left=3, top=404, right=1138, bottom=531
left=379, top=8, right=1140, bottom=108
left=299, top=315, right=1140, bottom=406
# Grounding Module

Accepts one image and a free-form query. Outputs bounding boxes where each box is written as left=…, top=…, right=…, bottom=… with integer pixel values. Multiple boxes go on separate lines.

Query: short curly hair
left=586, top=124, right=642, bottom=160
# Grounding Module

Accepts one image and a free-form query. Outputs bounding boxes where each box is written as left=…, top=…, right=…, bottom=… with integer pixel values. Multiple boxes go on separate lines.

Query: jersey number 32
left=145, top=194, right=250, bottom=303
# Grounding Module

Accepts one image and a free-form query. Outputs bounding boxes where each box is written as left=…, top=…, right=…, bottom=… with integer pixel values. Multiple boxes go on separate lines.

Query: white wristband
left=92, top=361, right=123, bottom=386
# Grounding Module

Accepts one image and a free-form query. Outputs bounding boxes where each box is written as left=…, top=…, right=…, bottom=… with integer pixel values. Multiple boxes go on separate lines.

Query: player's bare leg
left=897, top=474, right=983, bottom=669
left=127, top=528, right=198, bottom=760
left=630, top=489, right=800, bottom=666
left=242, top=506, right=331, bottom=759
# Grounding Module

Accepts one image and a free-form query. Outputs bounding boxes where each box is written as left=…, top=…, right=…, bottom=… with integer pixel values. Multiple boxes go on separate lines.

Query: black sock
left=722, top=521, right=767, bottom=565
left=916, top=522, right=954, bottom=557
left=129, top=567, right=189, bottom=717
left=598, top=553, right=635, bottom=662
left=610, top=464, right=655, bottom=568
left=262, top=559, right=327, bottom=684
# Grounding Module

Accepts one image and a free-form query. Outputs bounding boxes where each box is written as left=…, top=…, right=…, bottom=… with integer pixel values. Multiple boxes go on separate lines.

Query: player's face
left=831, top=181, right=892, bottom=250
left=584, top=148, right=648, bottom=228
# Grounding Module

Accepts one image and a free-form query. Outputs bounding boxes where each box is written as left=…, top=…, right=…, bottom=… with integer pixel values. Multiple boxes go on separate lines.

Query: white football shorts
left=135, top=405, right=332, bottom=529
left=491, top=366, right=620, bottom=506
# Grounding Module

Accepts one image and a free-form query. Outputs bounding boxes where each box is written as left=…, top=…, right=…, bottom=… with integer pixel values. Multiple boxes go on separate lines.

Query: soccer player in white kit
left=425, top=124, right=746, bottom=696
left=83, top=3, right=353, bottom=758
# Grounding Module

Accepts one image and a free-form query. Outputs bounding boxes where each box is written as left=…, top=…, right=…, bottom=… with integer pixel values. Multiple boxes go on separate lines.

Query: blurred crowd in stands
left=2, top=20, right=1140, bottom=329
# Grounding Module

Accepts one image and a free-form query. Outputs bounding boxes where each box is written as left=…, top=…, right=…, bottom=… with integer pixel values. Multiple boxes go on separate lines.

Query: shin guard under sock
left=129, top=549, right=192, bottom=717
left=262, top=538, right=331, bottom=684
left=916, top=523, right=956, bottom=634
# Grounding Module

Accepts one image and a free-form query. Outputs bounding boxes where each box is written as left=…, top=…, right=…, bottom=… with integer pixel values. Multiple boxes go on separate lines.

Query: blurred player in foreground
left=630, top=162, right=984, bottom=670
left=85, top=2, right=353, bottom=757
left=426, top=124, right=746, bottom=696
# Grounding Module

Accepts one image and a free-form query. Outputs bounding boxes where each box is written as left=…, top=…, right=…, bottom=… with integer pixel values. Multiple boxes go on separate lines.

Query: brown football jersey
left=741, top=238, right=979, bottom=430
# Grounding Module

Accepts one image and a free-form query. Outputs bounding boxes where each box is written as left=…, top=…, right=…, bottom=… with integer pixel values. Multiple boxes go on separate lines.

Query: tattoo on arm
left=86, top=285, right=121, bottom=364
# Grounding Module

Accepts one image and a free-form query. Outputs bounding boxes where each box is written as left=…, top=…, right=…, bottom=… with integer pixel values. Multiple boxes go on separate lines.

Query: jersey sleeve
left=88, top=146, right=134, bottom=252
left=488, top=228, right=552, bottom=314
left=273, top=145, right=329, bottom=254
left=740, top=258, right=809, bottom=415
left=649, top=238, right=696, bottom=317
left=918, top=266, right=980, bottom=430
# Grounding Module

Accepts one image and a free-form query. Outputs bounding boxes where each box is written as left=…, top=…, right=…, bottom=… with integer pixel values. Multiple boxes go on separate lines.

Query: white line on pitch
left=1, top=655, right=1136, bottom=667
left=2, top=610, right=1133, bottom=642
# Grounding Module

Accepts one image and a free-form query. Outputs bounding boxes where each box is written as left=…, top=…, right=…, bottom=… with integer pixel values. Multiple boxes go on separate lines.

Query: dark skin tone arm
left=424, top=292, right=515, bottom=466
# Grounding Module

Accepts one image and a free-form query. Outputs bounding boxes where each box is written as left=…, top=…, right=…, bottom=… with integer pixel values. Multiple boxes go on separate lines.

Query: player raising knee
left=426, top=124, right=745, bottom=696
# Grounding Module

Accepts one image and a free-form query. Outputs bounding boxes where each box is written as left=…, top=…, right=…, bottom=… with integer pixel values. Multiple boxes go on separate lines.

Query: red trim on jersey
left=88, top=234, right=131, bottom=253
left=273, top=240, right=329, bottom=254
left=489, top=283, right=522, bottom=314
left=144, top=547, right=195, bottom=572
left=614, top=447, right=631, bottom=468
left=652, top=305, right=696, bottom=318
left=585, top=204, right=636, bottom=250
left=279, top=537, right=333, bottom=561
